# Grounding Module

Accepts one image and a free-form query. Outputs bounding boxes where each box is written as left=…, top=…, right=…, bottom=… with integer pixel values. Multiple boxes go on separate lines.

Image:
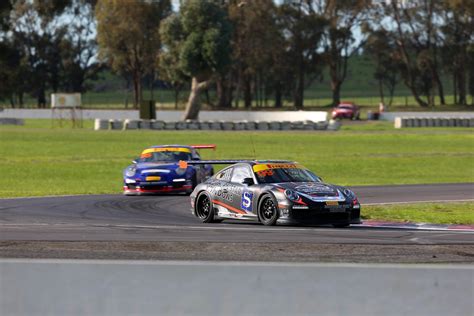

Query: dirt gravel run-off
left=1, top=241, right=474, bottom=264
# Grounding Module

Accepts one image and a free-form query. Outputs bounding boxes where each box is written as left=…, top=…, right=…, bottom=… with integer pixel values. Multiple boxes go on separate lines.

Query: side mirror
left=132, top=158, right=140, bottom=164
left=242, top=177, right=254, bottom=186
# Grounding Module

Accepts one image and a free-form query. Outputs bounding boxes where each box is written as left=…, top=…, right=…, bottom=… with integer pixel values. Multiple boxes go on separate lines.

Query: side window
left=230, top=165, right=252, bottom=184
left=215, top=167, right=232, bottom=181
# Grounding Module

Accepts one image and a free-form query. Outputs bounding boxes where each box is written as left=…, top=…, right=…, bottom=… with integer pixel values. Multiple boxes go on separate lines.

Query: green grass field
left=362, top=202, right=474, bottom=225
left=1, top=120, right=473, bottom=198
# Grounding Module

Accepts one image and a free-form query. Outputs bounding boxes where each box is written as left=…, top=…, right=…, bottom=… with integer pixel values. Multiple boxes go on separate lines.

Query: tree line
left=0, top=0, right=473, bottom=119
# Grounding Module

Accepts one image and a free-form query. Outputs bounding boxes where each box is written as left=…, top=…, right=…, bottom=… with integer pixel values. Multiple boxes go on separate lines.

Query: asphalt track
left=2, top=183, right=473, bottom=314
left=0, top=183, right=473, bottom=244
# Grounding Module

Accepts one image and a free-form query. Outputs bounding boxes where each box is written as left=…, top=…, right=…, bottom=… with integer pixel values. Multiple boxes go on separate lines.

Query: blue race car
left=123, top=145, right=215, bottom=195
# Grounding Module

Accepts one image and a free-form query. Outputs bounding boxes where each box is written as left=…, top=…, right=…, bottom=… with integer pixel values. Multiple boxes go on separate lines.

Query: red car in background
left=331, top=102, right=360, bottom=120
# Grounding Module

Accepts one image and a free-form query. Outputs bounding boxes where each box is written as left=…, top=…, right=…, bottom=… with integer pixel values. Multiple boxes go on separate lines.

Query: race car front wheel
left=258, top=194, right=278, bottom=226
left=195, top=192, right=217, bottom=223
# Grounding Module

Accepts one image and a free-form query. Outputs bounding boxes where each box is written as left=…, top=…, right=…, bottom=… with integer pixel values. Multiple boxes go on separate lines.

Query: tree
left=439, top=0, right=474, bottom=105
left=60, top=0, right=102, bottom=93
left=95, top=0, right=172, bottom=108
left=157, top=36, right=189, bottom=109
left=0, top=1, right=13, bottom=103
left=365, top=29, right=401, bottom=106
left=315, top=0, right=370, bottom=106
left=0, top=0, right=11, bottom=32
left=160, top=0, right=232, bottom=120
left=374, top=1, right=446, bottom=107
left=279, top=1, right=327, bottom=109
left=9, top=0, right=70, bottom=107
left=227, top=0, right=284, bottom=108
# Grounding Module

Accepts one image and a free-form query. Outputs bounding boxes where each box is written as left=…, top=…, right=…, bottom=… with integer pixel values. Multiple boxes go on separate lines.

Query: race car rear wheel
left=195, top=192, right=217, bottom=223
left=258, top=194, right=278, bottom=226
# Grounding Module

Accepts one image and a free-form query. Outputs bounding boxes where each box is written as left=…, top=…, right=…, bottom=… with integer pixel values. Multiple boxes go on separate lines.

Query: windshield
left=253, top=164, right=321, bottom=184
left=140, top=151, right=192, bottom=162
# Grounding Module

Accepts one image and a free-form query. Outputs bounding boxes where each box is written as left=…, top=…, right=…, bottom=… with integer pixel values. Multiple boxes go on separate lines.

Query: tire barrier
left=394, top=117, right=474, bottom=128
left=0, top=118, right=24, bottom=125
left=94, top=118, right=334, bottom=131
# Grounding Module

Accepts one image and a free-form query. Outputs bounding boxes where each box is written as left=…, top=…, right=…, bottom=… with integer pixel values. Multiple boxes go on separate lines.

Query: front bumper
left=277, top=207, right=361, bottom=226
left=123, top=184, right=192, bottom=195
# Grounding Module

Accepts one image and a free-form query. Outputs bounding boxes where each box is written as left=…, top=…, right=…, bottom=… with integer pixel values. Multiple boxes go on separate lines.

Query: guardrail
left=394, top=117, right=474, bottom=128
left=94, top=119, right=341, bottom=131
left=0, top=109, right=328, bottom=122
left=0, top=118, right=24, bottom=125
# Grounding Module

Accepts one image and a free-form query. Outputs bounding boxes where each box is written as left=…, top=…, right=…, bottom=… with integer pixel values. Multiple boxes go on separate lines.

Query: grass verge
left=362, top=202, right=474, bottom=225
left=0, top=119, right=473, bottom=197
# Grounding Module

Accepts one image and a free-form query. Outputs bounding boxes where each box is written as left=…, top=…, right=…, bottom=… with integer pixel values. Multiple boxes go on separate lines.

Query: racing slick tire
left=195, top=192, right=218, bottom=223
left=257, top=194, right=279, bottom=226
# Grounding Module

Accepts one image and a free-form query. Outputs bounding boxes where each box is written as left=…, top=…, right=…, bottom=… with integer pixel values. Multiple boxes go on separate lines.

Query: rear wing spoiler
left=191, top=144, right=216, bottom=150
left=178, top=159, right=293, bottom=168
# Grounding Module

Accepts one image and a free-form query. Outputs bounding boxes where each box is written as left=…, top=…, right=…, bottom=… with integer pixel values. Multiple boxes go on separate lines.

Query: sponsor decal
left=178, top=160, right=188, bottom=169
left=266, top=163, right=298, bottom=169
left=256, top=169, right=274, bottom=177
left=145, top=176, right=161, bottom=181
left=213, top=200, right=246, bottom=215
left=207, top=181, right=242, bottom=203
left=141, top=147, right=192, bottom=155
left=253, top=163, right=303, bottom=172
left=292, top=205, right=309, bottom=210
left=295, top=183, right=335, bottom=195
left=241, top=191, right=253, bottom=212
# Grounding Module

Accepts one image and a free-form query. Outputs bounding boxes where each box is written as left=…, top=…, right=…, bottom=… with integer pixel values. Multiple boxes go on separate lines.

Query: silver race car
left=188, top=160, right=361, bottom=227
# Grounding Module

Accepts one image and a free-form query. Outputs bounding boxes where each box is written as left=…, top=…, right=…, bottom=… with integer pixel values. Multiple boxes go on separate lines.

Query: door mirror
left=132, top=158, right=140, bottom=164
left=242, top=177, right=254, bottom=186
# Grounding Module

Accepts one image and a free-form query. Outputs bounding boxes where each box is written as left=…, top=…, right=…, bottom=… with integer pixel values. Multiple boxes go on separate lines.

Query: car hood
left=274, top=182, right=341, bottom=197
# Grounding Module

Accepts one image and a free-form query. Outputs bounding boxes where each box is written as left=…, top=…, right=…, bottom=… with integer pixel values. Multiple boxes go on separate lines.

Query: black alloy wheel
left=196, top=193, right=215, bottom=223
left=258, top=195, right=279, bottom=226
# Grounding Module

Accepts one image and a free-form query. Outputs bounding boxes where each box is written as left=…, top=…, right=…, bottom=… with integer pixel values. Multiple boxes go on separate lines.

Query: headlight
left=284, top=189, right=300, bottom=201
left=175, top=167, right=187, bottom=175
left=125, top=166, right=136, bottom=177
left=343, top=188, right=355, bottom=198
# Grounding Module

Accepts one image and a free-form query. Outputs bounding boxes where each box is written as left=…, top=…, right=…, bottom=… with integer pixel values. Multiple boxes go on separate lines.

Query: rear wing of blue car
left=178, top=159, right=294, bottom=168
